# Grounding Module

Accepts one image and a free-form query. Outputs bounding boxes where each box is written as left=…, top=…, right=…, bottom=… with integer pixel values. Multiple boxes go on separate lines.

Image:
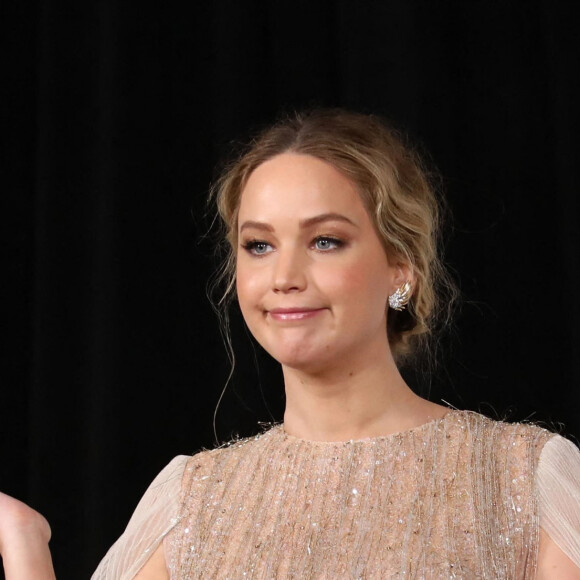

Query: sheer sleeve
left=537, top=434, right=580, bottom=568
left=91, top=455, right=189, bottom=580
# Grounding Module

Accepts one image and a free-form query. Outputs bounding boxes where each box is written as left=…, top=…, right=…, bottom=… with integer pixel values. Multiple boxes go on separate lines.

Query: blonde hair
left=210, top=109, right=456, bottom=366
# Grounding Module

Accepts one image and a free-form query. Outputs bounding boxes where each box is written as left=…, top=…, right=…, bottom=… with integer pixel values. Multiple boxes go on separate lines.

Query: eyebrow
left=239, top=212, right=357, bottom=233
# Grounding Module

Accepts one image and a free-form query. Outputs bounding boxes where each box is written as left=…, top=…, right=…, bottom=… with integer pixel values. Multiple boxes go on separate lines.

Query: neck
left=281, top=346, right=440, bottom=442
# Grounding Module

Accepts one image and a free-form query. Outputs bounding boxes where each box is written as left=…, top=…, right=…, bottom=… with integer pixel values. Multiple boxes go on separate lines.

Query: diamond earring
left=388, top=281, right=412, bottom=311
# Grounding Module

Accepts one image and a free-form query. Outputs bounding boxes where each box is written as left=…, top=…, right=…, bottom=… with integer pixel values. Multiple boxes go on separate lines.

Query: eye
left=242, top=240, right=274, bottom=256
left=313, top=236, right=343, bottom=251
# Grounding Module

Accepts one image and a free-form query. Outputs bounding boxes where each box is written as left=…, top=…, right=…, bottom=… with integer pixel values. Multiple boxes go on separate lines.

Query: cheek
left=329, top=258, right=388, bottom=294
left=235, top=271, right=249, bottom=310
left=325, top=259, right=390, bottom=316
left=235, top=264, right=263, bottom=312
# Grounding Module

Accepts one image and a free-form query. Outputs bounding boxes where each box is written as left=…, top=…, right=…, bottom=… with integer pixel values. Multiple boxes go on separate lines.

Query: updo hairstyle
left=210, top=109, right=455, bottom=365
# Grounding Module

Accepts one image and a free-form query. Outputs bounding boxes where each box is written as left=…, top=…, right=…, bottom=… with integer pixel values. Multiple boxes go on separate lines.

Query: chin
left=267, top=344, right=335, bottom=374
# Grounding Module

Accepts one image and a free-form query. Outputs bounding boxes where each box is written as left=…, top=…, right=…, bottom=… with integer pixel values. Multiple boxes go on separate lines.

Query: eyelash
left=241, top=240, right=272, bottom=256
left=241, top=236, right=345, bottom=256
left=313, top=236, right=344, bottom=251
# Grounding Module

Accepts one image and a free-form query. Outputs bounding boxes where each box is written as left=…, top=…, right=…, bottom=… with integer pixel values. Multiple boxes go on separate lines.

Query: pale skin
left=3, top=152, right=577, bottom=578
left=0, top=491, right=56, bottom=580
left=135, top=152, right=579, bottom=577
left=236, top=152, right=446, bottom=442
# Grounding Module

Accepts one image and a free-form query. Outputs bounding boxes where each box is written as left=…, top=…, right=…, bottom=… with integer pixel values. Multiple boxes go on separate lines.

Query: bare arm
left=537, top=527, right=580, bottom=580
left=0, top=492, right=56, bottom=580
left=132, top=543, right=169, bottom=580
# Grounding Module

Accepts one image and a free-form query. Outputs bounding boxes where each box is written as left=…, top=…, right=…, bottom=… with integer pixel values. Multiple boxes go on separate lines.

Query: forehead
left=238, top=153, right=368, bottom=224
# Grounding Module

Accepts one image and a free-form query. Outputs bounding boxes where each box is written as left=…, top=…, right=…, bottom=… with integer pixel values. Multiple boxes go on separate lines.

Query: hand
left=0, top=492, right=56, bottom=580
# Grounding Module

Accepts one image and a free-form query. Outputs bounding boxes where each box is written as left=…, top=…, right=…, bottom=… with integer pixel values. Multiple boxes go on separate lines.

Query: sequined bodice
left=165, top=411, right=552, bottom=579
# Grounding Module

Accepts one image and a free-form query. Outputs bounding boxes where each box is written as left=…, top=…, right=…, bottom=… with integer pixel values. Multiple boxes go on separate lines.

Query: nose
left=272, top=246, right=306, bottom=293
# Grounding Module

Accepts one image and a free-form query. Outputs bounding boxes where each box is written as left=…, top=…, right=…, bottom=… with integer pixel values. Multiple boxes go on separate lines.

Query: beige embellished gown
left=92, top=410, right=580, bottom=579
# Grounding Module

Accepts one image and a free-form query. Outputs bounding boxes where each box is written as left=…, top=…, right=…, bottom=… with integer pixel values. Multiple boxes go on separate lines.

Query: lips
left=267, top=307, right=325, bottom=321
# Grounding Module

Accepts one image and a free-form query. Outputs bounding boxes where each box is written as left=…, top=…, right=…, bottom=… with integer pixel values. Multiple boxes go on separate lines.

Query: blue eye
left=243, top=240, right=273, bottom=255
left=314, top=237, right=342, bottom=251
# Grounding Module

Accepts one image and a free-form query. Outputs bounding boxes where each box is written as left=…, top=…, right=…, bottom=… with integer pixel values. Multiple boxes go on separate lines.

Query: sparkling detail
left=388, top=280, right=412, bottom=311
left=100, top=410, right=556, bottom=579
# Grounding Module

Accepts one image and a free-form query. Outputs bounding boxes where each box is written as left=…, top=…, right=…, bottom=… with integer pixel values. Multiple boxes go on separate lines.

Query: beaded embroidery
left=165, top=411, right=552, bottom=579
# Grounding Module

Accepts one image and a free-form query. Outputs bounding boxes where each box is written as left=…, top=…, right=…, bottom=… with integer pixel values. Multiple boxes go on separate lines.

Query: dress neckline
left=276, top=408, right=459, bottom=445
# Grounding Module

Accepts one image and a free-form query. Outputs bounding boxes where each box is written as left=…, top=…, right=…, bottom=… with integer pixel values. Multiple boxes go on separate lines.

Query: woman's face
left=236, top=153, right=407, bottom=373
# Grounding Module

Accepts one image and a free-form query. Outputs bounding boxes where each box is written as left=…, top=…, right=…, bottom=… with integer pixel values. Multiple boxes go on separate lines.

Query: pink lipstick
left=268, top=308, right=325, bottom=321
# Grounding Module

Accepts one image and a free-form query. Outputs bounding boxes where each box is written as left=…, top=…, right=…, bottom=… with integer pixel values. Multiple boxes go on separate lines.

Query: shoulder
left=149, top=455, right=190, bottom=486
left=180, top=425, right=283, bottom=485
left=442, top=411, right=568, bottom=526
left=538, top=433, right=580, bottom=468
left=441, top=410, right=556, bottom=490
left=125, top=455, right=190, bottom=526
left=449, top=409, right=555, bottom=452
left=537, top=434, right=580, bottom=497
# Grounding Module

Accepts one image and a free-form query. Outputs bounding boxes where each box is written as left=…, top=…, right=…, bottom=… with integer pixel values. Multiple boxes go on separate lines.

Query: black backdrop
left=3, top=1, right=580, bottom=578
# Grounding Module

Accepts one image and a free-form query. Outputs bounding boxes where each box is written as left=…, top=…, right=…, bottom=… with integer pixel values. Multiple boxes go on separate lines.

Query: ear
left=389, top=260, right=414, bottom=294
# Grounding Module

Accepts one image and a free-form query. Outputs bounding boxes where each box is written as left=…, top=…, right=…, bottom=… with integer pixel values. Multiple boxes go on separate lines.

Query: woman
left=3, top=110, right=580, bottom=578
left=91, top=110, right=580, bottom=579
